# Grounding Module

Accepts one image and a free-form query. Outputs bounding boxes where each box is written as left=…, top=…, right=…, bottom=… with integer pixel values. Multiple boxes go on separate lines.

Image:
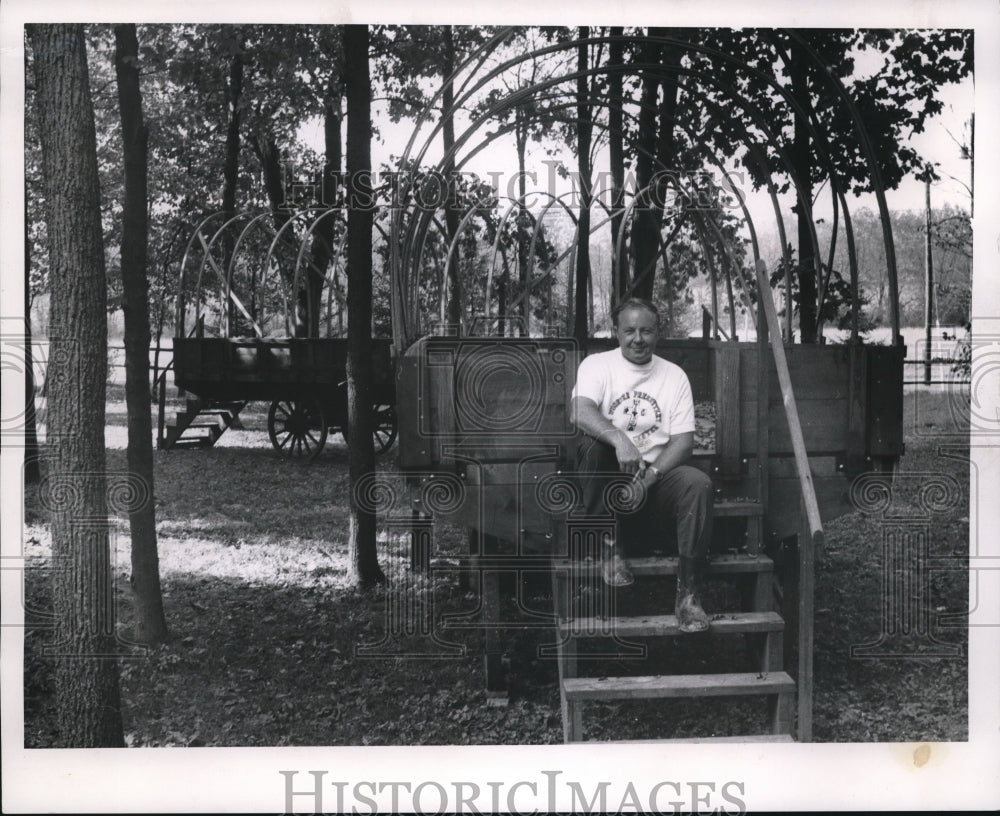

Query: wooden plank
left=771, top=692, right=795, bottom=737
left=558, top=611, right=784, bottom=638
left=714, top=499, right=763, bottom=517
left=867, top=345, right=905, bottom=456
left=601, top=734, right=794, bottom=744
left=551, top=567, right=582, bottom=742
left=846, top=343, right=868, bottom=471
left=798, top=500, right=819, bottom=743
left=610, top=553, right=775, bottom=577
left=766, top=475, right=852, bottom=540
left=714, top=345, right=742, bottom=478
left=740, top=398, right=848, bottom=454
left=563, top=671, right=795, bottom=701
left=395, top=351, right=431, bottom=468
left=740, top=345, right=853, bottom=401
left=754, top=259, right=821, bottom=745
left=425, top=345, right=457, bottom=441
left=482, top=547, right=506, bottom=696
left=755, top=306, right=769, bottom=528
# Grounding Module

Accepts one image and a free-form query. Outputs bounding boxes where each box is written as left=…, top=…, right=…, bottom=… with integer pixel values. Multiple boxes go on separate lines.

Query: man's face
left=615, top=306, right=659, bottom=365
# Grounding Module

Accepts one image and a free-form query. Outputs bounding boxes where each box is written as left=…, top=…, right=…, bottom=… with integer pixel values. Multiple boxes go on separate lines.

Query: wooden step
left=167, top=438, right=212, bottom=449
left=166, top=413, right=199, bottom=428
left=552, top=553, right=773, bottom=577
left=594, top=734, right=794, bottom=744
left=199, top=401, right=245, bottom=412
left=558, top=610, right=783, bottom=638
left=631, top=553, right=773, bottom=576
left=713, top=499, right=763, bottom=517
left=563, top=671, right=795, bottom=701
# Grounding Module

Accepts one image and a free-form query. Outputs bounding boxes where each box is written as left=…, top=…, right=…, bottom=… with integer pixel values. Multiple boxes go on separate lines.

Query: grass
left=22, top=385, right=968, bottom=745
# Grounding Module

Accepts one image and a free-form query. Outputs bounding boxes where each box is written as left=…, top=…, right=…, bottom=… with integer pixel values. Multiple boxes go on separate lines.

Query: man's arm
left=571, top=395, right=644, bottom=474
left=649, top=430, right=694, bottom=474
left=627, top=431, right=695, bottom=508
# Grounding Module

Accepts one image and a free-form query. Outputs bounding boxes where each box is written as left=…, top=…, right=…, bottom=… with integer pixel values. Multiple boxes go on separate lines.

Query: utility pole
left=923, top=169, right=934, bottom=386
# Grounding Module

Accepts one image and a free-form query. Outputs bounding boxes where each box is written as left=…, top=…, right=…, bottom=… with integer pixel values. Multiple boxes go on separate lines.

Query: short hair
left=612, top=297, right=660, bottom=328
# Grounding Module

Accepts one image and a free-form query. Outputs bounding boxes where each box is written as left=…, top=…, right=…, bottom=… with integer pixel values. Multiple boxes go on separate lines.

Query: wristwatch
left=646, top=465, right=663, bottom=479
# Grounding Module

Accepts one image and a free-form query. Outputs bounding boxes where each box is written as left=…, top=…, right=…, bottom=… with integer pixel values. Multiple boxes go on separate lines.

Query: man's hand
left=612, top=432, right=644, bottom=475
left=625, top=465, right=657, bottom=510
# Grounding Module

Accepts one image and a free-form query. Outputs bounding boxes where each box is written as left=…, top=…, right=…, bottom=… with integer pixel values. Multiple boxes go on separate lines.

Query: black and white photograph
left=2, top=0, right=998, bottom=812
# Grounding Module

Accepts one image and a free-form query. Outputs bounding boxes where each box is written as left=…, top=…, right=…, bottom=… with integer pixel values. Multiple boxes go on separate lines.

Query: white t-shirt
left=572, top=348, right=696, bottom=463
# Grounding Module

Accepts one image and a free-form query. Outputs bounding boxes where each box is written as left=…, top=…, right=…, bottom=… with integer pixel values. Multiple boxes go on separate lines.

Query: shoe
left=675, top=555, right=710, bottom=633
left=675, top=586, right=710, bottom=633
left=601, top=549, right=635, bottom=587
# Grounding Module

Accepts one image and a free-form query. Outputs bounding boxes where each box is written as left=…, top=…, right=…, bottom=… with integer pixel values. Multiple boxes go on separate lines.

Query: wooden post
left=714, top=345, right=741, bottom=479
left=797, top=496, right=816, bottom=742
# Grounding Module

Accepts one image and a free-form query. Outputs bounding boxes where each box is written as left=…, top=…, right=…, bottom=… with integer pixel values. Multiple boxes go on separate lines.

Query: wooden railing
left=753, top=259, right=824, bottom=743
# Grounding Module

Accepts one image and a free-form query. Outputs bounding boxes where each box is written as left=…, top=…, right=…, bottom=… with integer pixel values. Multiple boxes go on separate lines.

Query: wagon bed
left=162, top=336, right=396, bottom=457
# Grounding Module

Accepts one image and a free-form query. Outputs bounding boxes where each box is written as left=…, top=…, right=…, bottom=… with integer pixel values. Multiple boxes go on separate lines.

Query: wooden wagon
left=393, top=308, right=904, bottom=731
left=161, top=337, right=397, bottom=458
left=381, top=29, right=916, bottom=744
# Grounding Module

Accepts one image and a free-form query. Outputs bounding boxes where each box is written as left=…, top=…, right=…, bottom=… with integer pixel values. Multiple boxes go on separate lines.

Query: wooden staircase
left=160, top=397, right=247, bottom=449
left=551, top=499, right=796, bottom=743
left=550, top=260, right=825, bottom=743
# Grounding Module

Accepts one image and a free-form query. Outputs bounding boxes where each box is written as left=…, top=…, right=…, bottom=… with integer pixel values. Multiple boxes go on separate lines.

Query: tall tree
left=441, top=25, right=463, bottom=329
left=114, top=23, right=169, bottom=645
left=607, top=27, right=628, bottom=303
left=573, top=27, right=593, bottom=342
left=23, top=188, right=40, bottom=484
left=221, top=33, right=245, bottom=334
left=629, top=28, right=663, bottom=300
left=28, top=22, right=124, bottom=747
left=344, top=24, right=385, bottom=587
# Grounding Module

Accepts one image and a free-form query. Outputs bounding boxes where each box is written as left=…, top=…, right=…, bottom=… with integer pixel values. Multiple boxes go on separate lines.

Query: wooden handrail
left=753, top=261, right=824, bottom=538
left=753, top=258, right=823, bottom=743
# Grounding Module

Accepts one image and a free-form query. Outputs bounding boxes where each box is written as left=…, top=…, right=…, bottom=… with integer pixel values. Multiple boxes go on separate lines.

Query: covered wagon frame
left=387, top=28, right=908, bottom=743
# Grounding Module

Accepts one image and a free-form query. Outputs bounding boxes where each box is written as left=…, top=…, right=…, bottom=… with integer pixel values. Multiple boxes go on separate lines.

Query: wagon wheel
left=268, top=398, right=328, bottom=460
left=340, top=402, right=398, bottom=455
left=372, top=403, right=398, bottom=454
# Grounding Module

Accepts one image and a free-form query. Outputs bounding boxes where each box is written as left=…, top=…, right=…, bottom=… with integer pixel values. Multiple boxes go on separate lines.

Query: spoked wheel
left=268, top=398, right=328, bottom=459
left=341, top=402, right=398, bottom=455
left=372, top=403, right=398, bottom=454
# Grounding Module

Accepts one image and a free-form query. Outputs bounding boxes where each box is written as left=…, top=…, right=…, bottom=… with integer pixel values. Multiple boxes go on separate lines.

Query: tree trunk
left=608, top=27, right=628, bottom=305
left=24, top=185, right=40, bottom=484
left=790, top=40, right=817, bottom=343
left=631, top=29, right=661, bottom=300
left=29, top=22, right=124, bottom=747
left=306, top=77, right=342, bottom=336
left=344, top=24, right=385, bottom=587
left=515, top=104, right=529, bottom=336
left=222, top=45, right=244, bottom=335
left=114, top=23, right=168, bottom=646
left=653, top=29, right=683, bottom=221
left=441, top=26, right=462, bottom=330
left=573, top=28, right=592, bottom=343
left=257, top=133, right=321, bottom=336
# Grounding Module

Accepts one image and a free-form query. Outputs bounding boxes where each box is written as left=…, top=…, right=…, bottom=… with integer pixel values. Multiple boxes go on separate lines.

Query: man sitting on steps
left=570, top=297, right=714, bottom=634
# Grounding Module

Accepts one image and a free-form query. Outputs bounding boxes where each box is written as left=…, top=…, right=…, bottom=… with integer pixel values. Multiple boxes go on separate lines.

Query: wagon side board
left=172, top=336, right=394, bottom=404
left=397, top=337, right=904, bottom=542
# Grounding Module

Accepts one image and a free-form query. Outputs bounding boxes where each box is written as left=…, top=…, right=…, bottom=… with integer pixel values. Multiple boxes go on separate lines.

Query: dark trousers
left=575, top=436, right=714, bottom=561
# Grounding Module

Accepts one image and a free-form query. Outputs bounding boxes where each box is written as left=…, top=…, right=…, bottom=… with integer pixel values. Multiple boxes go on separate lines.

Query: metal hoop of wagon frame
left=164, top=206, right=398, bottom=459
